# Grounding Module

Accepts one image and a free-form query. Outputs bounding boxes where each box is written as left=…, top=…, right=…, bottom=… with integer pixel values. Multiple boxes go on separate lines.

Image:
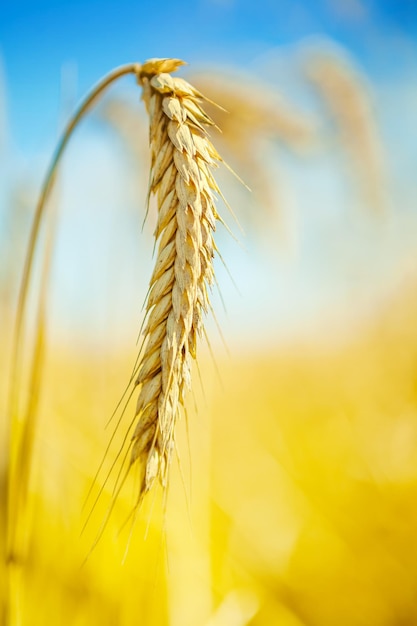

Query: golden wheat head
left=128, top=58, right=224, bottom=498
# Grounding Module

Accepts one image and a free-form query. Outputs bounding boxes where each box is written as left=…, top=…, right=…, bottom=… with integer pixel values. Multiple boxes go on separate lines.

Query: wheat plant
left=6, top=57, right=230, bottom=625
left=10, top=55, right=227, bottom=534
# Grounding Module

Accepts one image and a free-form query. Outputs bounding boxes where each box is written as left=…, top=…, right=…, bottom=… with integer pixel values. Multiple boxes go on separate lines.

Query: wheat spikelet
left=129, top=58, right=223, bottom=497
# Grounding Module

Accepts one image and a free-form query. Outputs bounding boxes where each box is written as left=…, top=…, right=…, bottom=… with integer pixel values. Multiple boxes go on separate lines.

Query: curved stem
left=5, top=61, right=142, bottom=626
left=9, top=61, right=142, bottom=420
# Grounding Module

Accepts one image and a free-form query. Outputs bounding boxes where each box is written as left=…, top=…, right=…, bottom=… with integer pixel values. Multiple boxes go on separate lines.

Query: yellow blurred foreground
left=2, top=278, right=417, bottom=626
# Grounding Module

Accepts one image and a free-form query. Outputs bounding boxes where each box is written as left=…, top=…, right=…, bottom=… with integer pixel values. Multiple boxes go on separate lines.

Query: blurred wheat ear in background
left=303, top=43, right=387, bottom=215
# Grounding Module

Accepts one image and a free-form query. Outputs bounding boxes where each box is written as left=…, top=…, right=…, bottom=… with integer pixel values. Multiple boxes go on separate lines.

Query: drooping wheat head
left=129, top=58, right=224, bottom=498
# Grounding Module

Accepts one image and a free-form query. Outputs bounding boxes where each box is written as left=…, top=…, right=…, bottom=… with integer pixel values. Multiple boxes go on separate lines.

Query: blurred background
left=1, top=1, right=417, bottom=624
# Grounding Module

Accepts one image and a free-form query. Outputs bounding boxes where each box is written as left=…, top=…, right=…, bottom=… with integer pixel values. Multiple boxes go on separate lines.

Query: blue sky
left=1, top=0, right=416, bottom=152
left=1, top=0, right=417, bottom=350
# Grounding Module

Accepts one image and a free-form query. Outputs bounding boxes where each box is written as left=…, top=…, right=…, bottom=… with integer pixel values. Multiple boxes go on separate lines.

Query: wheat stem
left=10, top=63, right=142, bottom=421
left=6, top=61, right=142, bottom=626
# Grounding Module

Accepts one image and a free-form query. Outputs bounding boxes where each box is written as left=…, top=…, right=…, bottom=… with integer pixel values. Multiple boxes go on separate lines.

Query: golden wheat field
left=1, top=24, right=417, bottom=626
left=3, top=289, right=417, bottom=626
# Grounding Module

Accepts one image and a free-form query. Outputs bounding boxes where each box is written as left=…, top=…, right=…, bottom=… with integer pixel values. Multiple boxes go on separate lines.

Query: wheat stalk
left=7, top=63, right=143, bottom=620
left=9, top=59, right=227, bottom=567
left=128, top=58, right=223, bottom=497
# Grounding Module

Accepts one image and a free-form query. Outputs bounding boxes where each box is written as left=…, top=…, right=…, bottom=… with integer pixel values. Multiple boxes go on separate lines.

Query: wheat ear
left=129, top=58, right=223, bottom=497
